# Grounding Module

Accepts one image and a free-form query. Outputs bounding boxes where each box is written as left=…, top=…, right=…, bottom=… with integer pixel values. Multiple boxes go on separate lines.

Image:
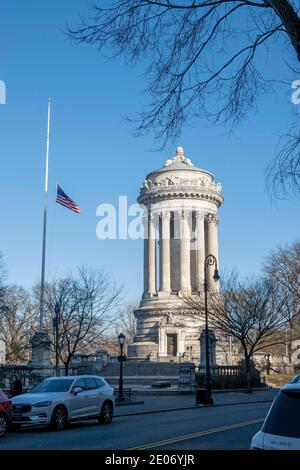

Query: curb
left=116, top=400, right=145, bottom=407
left=115, top=398, right=274, bottom=418
left=133, top=386, right=271, bottom=396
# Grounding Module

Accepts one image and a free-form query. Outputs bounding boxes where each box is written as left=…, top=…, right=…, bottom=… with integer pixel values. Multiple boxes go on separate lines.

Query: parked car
left=251, top=376, right=300, bottom=450
left=0, top=388, right=12, bottom=437
left=11, top=375, right=114, bottom=431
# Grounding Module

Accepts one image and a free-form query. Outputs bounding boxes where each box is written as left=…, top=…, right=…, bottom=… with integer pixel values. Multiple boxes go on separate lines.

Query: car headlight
left=33, top=401, right=52, bottom=408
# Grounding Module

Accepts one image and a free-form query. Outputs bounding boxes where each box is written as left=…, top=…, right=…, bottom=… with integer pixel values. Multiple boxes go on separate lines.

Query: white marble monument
left=128, top=147, right=224, bottom=360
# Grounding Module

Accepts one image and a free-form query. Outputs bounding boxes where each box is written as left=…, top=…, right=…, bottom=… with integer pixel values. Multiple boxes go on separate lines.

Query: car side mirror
left=72, top=386, right=83, bottom=395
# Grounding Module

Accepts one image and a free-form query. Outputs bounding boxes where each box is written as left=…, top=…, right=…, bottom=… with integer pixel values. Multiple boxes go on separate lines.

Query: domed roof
left=146, top=146, right=213, bottom=179
left=138, top=145, right=223, bottom=208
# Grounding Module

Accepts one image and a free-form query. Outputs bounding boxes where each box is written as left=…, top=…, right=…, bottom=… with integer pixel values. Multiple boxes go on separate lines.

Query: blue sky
left=0, top=1, right=299, bottom=301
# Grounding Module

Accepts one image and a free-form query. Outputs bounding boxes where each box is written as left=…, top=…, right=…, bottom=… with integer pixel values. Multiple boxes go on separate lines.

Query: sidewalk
left=115, top=388, right=277, bottom=416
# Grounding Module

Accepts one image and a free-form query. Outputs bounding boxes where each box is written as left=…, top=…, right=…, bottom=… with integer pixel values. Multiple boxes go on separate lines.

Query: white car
left=11, top=375, right=114, bottom=431
left=251, top=376, right=300, bottom=450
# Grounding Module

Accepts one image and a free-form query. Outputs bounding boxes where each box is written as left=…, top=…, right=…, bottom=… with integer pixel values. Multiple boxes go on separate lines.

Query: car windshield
left=30, top=379, right=74, bottom=393
left=263, top=390, right=300, bottom=438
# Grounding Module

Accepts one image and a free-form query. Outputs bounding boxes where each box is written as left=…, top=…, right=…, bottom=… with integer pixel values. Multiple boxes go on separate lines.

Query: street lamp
left=118, top=333, right=126, bottom=401
left=203, top=253, right=220, bottom=405
left=53, top=302, right=61, bottom=377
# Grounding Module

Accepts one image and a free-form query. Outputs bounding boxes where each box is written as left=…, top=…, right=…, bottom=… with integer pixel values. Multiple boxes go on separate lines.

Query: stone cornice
left=138, top=187, right=224, bottom=208
left=134, top=308, right=203, bottom=326
left=135, top=308, right=186, bottom=318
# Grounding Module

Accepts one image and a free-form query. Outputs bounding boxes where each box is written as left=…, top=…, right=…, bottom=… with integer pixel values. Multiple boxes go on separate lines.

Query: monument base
left=29, top=331, right=52, bottom=369
left=127, top=341, right=158, bottom=360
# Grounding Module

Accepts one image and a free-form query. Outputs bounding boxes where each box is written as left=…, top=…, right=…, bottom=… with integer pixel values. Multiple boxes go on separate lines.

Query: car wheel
left=51, top=406, right=67, bottom=431
left=98, top=401, right=113, bottom=424
left=0, top=414, right=8, bottom=438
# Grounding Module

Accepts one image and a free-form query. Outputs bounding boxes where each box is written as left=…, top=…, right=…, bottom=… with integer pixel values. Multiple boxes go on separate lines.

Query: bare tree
left=0, top=286, right=38, bottom=363
left=68, top=0, right=300, bottom=196
left=44, top=267, right=122, bottom=375
left=186, top=273, right=292, bottom=392
left=0, top=251, right=7, bottom=312
left=113, top=302, right=138, bottom=347
left=263, top=240, right=300, bottom=360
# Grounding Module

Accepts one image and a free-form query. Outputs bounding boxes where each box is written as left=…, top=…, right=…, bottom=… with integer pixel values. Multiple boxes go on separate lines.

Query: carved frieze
left=141, top=175, right=222, bottom=193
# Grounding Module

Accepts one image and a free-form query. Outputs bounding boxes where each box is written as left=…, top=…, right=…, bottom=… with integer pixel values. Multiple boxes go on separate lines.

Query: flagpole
left=39, top=98, right=51, bottom=332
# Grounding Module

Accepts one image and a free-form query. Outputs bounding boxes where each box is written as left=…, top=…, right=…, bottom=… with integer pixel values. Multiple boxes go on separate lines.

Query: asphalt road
left=0, top=400, right=272, bottom=450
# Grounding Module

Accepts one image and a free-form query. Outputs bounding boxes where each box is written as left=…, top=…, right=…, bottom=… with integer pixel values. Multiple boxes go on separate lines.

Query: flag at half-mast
left=56, top=185, right=81, bottom=214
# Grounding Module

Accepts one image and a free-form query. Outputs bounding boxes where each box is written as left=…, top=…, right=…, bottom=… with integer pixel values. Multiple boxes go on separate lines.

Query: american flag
left=56, top=185, right=81, bottom=214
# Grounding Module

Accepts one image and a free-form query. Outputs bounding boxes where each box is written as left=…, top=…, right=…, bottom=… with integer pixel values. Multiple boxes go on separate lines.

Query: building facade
left=128, top=147, right=224, bottom=360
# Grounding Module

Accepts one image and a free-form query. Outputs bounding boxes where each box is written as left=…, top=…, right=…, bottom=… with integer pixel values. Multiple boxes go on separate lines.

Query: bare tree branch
left=184, top=272, right=295, bottom=391
left=68, top=0, right=300, bottom=195
left=0, top=286, right=38, bottom=363
left=266, top=123, right=300, bottom=197
left=43, top=267, right=123, bottom=374
left=113, top=301, right=138, bottom=346
left=263, top=240, right=300, bottom=360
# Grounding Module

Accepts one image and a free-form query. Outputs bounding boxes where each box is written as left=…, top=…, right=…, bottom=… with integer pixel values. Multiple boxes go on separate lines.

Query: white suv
left=251, top=376, right=300, bottom=450
left=11, top=375, right=114, bottom=431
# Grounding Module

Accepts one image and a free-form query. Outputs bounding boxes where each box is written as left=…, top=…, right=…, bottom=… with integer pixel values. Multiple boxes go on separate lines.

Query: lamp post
left=53, top=302, right=60, bottom=377
left=203, top=253, right=220, bottom=405
left=118, top=333, right=126, bottom=401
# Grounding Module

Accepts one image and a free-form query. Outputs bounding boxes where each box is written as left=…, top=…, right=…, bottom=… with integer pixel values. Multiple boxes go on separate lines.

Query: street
left=0, top=396, right=273, bottom=450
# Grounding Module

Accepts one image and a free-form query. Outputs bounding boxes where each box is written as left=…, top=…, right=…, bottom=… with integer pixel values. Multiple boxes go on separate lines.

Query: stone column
left=196, top=212, right=205, bottom=292
left=143, top=215, right=149, bottom=298
left=148, top=213, right=157, bottom=296
left=159, top=211, right=171, bottom=297
left=158, top=323, right=165, bottom=356
left=179, top=209, right=191, bottom=295
left=206, top=213, right=219, bottom=289
left=143, top=213, right=157, bottom=298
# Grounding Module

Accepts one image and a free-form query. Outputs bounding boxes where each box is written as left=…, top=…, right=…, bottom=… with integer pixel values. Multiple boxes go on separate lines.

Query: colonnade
left=143, top=210, right=219, bottom=298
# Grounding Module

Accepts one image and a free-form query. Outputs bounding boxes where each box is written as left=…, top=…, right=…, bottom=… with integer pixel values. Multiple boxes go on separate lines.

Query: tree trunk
left=64, top=362, right=69, bottom=376
left=244, top=353, right=253, bottom=394
left=289, top=326, right=293, bottom=363
left=268, top=0, right=300, bottom=61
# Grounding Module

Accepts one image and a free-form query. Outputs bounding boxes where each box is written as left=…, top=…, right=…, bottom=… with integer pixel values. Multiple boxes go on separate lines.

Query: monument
left=29, top=331, right=52, bottom=368
left=128, top=146, right=224, bottom=360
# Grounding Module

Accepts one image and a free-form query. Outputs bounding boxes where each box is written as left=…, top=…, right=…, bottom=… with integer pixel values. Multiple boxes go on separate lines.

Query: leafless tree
left=266, top=122, right=300, bottom=199
left=44, top=267, right=123, bottom=375
left=113, top=301, right=138, bottom=347
left=0, top=254, right=37, bottom=363
left=0, top=286, right=38, bottom=363
left=186, top=272, right=293, bottom=391
left=68, top=0, right=300, bottom=196
left=263, top=240, right=300, bottom=360
left=0, top=251, right=7, bottom=311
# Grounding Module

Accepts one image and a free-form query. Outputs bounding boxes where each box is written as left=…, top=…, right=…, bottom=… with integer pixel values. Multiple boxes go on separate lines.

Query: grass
left=265, top=374, right=294, bottom=388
